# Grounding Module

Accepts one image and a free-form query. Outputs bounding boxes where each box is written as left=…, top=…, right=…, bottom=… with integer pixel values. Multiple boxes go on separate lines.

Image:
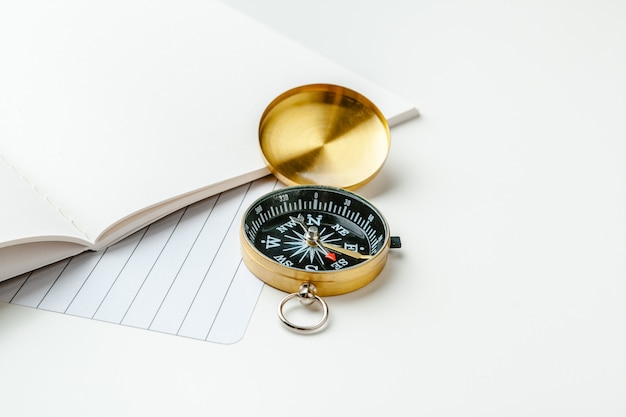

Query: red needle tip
left=325, top=252, right=337, bottom=262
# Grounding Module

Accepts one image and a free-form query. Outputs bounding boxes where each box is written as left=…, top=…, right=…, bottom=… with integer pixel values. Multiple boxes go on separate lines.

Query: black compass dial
left=242, top=186, right=389, bottom=272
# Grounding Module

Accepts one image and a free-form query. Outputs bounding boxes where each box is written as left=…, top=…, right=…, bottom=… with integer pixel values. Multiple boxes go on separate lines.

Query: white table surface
left=1, top=1, right=625, bottom=415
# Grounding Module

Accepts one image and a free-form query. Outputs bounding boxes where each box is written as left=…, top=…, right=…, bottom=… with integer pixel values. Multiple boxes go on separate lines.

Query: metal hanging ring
left=278, top=282, right=329, bottom=333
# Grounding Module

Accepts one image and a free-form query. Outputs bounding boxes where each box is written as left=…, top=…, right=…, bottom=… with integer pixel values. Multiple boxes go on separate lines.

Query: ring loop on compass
left=278, top=282, right=329, bottom=333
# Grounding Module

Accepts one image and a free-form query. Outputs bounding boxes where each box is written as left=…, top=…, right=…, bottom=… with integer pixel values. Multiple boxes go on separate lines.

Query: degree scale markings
left=244, top=186, right=389, bottom=259
left=250, top=195, right=353, bottom=242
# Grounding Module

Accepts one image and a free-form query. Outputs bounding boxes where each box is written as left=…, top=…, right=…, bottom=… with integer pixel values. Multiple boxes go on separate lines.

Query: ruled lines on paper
left=0, top=177, right=277, bottom=344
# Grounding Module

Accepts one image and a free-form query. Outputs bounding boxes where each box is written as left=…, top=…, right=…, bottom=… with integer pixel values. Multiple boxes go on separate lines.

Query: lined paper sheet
left=0, top=177, right=278, bottom=344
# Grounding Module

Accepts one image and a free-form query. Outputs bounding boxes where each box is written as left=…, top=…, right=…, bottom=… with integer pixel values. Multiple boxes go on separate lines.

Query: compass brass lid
left=259, top=84, right=391, bottom=190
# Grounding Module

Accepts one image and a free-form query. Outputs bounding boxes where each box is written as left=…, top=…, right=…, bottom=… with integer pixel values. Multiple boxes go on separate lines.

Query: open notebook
left=0, top=0, right=418, bottom=281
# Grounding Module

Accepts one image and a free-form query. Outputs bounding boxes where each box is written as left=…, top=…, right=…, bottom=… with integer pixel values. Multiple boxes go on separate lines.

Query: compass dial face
left=242, top=186, right=389, bottom=273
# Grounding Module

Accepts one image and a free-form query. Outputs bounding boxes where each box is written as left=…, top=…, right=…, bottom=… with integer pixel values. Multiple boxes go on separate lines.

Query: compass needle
left=319, top=242, right=372, bottom=260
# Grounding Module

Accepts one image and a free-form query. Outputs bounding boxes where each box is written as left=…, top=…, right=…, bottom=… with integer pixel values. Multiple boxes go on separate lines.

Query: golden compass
left=240, top=84, right=402, bottom=333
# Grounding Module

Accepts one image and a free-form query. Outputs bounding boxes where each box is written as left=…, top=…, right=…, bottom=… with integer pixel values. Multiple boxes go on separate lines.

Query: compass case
left=258, top=84, right=391, bottom=190
left=239, top=185, right=393, bottom=297
left=243, top=85, right=394, bottom=297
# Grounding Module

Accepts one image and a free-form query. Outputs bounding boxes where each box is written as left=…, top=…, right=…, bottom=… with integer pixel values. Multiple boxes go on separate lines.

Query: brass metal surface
left=259, top=84, right=390, bottom=190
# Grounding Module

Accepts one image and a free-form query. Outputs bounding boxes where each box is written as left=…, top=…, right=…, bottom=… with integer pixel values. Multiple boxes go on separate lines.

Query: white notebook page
left=0, top=177, right=278, bottom=344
